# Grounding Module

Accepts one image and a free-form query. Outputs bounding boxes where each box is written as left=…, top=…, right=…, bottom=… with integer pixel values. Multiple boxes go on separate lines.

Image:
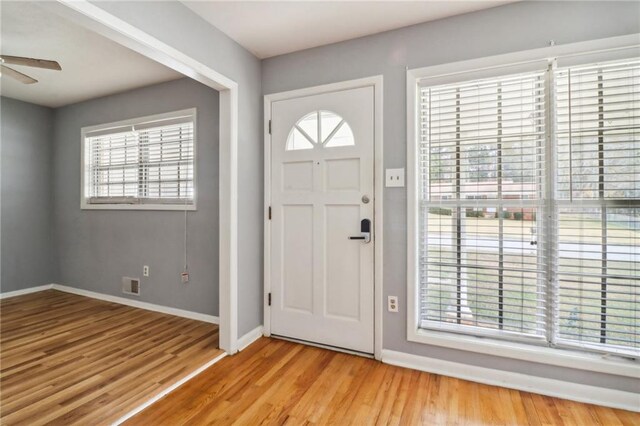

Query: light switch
left=385, top=168, right=405, bottom=187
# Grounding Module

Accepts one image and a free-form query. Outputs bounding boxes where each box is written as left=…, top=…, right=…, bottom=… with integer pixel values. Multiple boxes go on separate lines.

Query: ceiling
left=183, top=1, right=516, bottom=59
left=0, top=2, right=182, bottom=108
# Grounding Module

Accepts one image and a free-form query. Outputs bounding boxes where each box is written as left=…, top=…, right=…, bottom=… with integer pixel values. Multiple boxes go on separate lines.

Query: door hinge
left=268, top=292, right=272, bottom=306
left=268, top=120, right=272, bottom=134
left=268, top=206, right=272, bottom=220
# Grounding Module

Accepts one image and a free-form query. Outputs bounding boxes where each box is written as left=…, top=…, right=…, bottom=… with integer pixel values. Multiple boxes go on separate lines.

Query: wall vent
left=122, top=277, right=141, bottom=296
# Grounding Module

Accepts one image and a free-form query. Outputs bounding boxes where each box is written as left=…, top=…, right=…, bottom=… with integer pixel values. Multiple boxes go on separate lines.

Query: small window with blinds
left=554, top=59, right=639, bottom=356
left=415, top=55, right=639, bottom=358
left=419, top=71, right=547, bottom=341
left=82, top=109, right=196, bottom=209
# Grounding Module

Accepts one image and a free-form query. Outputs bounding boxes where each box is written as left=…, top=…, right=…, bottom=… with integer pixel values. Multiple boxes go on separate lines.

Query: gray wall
left=52, top=78, right=220, bottom=315
left=262, top=1, right=640, bottom=393
left=90, top=1, right=264, bottom=334
left=1, top=97, right=56, bottom=292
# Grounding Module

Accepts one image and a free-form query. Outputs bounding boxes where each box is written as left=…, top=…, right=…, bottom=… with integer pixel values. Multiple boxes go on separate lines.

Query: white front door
left=269, top=86, right=375, bottom=354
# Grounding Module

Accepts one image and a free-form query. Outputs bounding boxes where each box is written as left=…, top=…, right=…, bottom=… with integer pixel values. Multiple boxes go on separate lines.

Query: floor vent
left=122, top=277, right=141, bottom=296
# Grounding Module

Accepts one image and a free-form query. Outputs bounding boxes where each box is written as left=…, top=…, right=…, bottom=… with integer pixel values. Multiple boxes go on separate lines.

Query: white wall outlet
left=143, top=265, right=149, bottom=277
left=388, top=295, right=399, bottom=313
left=385, top=168, right=405, bottom=187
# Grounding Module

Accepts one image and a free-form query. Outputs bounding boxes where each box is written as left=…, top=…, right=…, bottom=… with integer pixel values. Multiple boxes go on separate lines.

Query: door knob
left=348, top=219, right=371, bottom=243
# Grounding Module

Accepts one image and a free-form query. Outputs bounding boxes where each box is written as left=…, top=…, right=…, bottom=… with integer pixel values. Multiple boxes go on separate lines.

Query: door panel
left=282, top=161, right=314, bottom=192
left=281, top=204, right=314, bottom=314
left=325, top=158, right=360, bottom=191
left=325, top=205, right=361, bottom=320
left=270, top=85, right=374, bottom=353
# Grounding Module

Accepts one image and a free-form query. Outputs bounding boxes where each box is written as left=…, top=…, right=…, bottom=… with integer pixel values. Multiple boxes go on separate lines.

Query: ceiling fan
left=0, top=55, right=62, bottom=85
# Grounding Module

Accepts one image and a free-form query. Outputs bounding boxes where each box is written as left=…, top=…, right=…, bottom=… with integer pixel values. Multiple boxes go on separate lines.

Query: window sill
left=407, top=327, right=639, bottom=379
left=81, top=202, right=197, bottom=211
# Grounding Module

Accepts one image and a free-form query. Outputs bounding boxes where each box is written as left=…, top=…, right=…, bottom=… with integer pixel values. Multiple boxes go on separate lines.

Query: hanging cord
left=184, top=198, right=188, bottom=272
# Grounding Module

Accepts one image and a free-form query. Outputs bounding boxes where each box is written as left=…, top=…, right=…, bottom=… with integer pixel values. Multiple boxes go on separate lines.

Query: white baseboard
left=0, top=283, right=219, bottom=324
left=51, top=284, right=219, bottom=324
left=0, top=284, right=54, bottom=299
left=382, top=349, right=639, bottom=412
left=237, top=325, right=264, bottom=351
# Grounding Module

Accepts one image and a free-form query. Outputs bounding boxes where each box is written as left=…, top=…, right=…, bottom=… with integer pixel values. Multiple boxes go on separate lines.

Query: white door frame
left=43, top=0, right=239, bottom=354
left=263, top=76, right=384, bottom=360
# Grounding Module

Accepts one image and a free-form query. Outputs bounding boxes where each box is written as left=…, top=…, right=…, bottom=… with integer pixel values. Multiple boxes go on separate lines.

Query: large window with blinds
left=554, top=59, right=639, bottom=355
left=82, top=109, right=196, bottom=209
left=416, top=57, right=639, bottom=357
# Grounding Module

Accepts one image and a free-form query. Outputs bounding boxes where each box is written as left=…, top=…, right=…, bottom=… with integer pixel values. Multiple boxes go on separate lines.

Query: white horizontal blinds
left=556, top=59, right=640, bottom=200
left=89, top=130, right=140, bottom=199
left=554, top=59, right=639, bottom=356
left=419, top=70, right=547, bottom=340
left=87, top=116, right=194, bottom=204
left=139, top=122, right=194, bottom=201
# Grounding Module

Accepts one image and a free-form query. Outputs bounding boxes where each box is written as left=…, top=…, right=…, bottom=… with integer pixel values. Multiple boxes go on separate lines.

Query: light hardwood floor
left=128, top=337, right=639, bottom=426
left=0, top=290, right=222, bottom=425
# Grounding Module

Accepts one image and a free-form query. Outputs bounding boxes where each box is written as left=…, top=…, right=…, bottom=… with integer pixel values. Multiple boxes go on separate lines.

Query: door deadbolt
left=362, top=195, right=370, bottom=204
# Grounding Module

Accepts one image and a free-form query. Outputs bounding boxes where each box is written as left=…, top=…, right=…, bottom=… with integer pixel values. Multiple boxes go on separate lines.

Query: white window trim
left=406, top=34, right=640, bottom=378
left=80, top=108, right=198, bottom=211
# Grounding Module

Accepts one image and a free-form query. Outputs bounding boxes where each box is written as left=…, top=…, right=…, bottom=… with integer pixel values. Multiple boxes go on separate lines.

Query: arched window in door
left=286, top=110, right=355, bottom=151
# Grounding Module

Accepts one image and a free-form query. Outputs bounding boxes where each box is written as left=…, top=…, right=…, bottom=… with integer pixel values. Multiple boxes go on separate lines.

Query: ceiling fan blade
left=0, top=55, right=61, bottom=70
left=1, top=65, right=38, bottom=84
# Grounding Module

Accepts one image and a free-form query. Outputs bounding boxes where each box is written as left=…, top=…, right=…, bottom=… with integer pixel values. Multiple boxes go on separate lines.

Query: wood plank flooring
left=128, top=337, right=639, bottom=426
left=0, top=290, right=222, bottom=425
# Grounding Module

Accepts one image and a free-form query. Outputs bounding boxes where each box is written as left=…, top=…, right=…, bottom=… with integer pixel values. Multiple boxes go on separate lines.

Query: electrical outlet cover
left=385, top=168, right=405, bottom=187
left=387, top=295, right=399, bottom=312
